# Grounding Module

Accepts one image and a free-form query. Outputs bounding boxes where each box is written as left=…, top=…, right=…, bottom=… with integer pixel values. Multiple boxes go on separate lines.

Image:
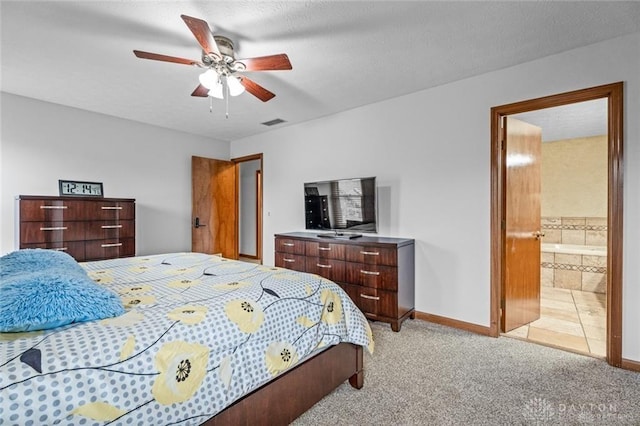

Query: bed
left=0, top=251, right=373, bottom=425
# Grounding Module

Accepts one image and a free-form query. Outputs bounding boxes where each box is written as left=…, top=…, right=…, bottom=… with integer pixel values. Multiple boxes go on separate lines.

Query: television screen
left=304, top=177, right=377, bottom=233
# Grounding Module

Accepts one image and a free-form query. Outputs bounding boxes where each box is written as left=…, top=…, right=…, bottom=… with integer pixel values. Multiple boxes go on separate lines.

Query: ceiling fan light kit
left=133, top=14, right=292, bottom=117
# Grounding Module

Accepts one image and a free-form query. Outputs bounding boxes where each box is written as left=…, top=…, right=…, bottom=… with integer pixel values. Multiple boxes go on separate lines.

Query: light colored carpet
left=293, top=319, right=640, bottom=425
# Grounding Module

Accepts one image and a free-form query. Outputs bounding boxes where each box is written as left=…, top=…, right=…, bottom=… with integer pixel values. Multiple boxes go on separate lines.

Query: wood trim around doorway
left=490, top=82, right=624, bottom=368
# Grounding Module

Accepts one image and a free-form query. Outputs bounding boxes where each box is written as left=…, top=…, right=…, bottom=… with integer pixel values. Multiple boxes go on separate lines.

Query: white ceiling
left=513, top=99, right=609, bottom=142
left=2, top=1, right=639, bottom=142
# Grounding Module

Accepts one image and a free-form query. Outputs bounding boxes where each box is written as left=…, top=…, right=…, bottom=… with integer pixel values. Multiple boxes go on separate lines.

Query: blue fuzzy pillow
left=0, top=248, right=85, bottom=278
left=0, top=250, right=125, bottom=332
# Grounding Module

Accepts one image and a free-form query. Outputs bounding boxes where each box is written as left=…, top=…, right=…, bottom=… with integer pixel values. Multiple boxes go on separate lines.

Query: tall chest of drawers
left=275, top=232, right=415, bottom=331
left=16, top=195, right=136, bottom=262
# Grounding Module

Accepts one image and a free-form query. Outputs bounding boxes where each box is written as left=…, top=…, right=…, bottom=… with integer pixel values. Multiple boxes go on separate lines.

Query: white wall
left=0, top=93, right=230, bottom=255
left=231, top=32, right=640, bottom=362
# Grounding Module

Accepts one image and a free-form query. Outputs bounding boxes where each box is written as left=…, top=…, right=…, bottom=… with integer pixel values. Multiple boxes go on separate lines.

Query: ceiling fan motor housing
left=202, top=35, right=245, bottom=73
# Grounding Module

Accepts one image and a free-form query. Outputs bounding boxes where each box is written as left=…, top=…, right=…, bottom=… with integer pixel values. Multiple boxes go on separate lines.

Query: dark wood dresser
left=275, top=232, right=415, bottom=331
left=17, top=195, right=135, bottom=262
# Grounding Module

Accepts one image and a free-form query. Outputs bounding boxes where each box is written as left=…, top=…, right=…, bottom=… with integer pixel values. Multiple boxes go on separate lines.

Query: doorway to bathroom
left=236, top=155, right=263, bottom=264
left=489, top=82, right=623, bottom=367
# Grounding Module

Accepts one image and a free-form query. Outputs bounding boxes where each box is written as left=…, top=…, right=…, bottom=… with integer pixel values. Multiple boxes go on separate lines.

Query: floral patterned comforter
left=0, top=252, right=374, bottom=425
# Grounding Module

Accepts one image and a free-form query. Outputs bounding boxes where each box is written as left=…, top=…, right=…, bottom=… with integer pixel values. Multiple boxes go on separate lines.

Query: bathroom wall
left=541, top=216, right=607, bottom=293
left=540, top=135, right=608, bottom=293
left=541, top=135, right=608, bottom=217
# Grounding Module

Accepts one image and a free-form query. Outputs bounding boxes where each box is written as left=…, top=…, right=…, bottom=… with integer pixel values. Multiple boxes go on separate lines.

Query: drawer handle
left=53, top=247, right=68, bottom=252
left=101, top=225, right=123, bottom=229
left=40, top=205, right=67, bottom=210
left=101, top=243, right=123, bottom=248
left=39, top=226, right=67, bottom=231
left=318, top=247, right=331, bottom=251
left=360, top=294, right=380, bottom=301
left=316, top=263, right=332, bottom=269
left=360, top=251, right=379, bottom=256
left=283, top=258, right=295, bottom=263
left=101, top=206, right=123, bottom=210
left=282, top=242, right=295, bottom=247
left=360, top=270, right=380, bottom=276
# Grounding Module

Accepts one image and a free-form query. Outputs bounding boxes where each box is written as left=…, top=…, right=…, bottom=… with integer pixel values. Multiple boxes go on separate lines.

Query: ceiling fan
left=133, top=14, right=292, bottom=103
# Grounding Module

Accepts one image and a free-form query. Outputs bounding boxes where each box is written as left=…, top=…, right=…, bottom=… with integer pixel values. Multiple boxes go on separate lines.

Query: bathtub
left=541, top=243, right=607, bottom=257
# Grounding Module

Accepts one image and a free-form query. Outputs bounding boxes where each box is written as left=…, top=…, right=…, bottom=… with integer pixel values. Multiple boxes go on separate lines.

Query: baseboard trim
left=414, top=311, right=492, bottom=336
left=415, top=313, right=640, bottom=372
left=621, top=358, right=640, bottom=372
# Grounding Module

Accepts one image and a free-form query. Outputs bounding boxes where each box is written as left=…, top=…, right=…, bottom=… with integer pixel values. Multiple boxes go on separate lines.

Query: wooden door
left=502, top=117, right=543, bottom=332
left=192, top=156, right=238, bottom=258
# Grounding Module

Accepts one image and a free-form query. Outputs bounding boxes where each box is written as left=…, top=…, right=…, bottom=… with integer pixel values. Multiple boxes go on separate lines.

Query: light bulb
left=208, top=79, right=224, bottom=99
left=227, top=75, right=245, bottom=96
left=198, top=69, right=218, bottom=89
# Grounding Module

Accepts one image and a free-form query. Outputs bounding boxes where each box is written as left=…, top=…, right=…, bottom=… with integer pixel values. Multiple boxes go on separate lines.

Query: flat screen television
left=304, top=176, right=377, bottom=235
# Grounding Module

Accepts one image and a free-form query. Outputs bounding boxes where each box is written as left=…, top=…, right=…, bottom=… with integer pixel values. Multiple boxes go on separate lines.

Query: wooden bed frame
left=203, top=342, right=364, bottom=425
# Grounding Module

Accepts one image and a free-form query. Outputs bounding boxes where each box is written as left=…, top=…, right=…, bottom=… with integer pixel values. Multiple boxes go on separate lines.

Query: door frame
left=232, top=153, right=263, bottom=263
left=489, top=82, right=624, bottom=367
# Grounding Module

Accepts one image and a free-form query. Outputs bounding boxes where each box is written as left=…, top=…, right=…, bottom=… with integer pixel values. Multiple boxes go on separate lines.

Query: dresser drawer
left=20, top=242, right=86, bottom=262
left=19, top=200, right=87, bottom=221
left=342, top=283, right=397, bottom=319
left=89, top=201, right=135, bottom=220
left=85, top=220, right=135, bottom=240
left=85, top=238, right=135, bottom=261
left=305, top=241, right=345, bottom=259
left=274, top=233, right=414, bottom=332
left=275, top=252, right=306, bottom=271
left=20, top=221, right=86, bottom=243
left=345, top=245, right=397, bottom=266
left=345, top=262, right=398, bottom=291
left=305, top=257, right=345, bottom=282
left=275, top=238, right=305, bottom=255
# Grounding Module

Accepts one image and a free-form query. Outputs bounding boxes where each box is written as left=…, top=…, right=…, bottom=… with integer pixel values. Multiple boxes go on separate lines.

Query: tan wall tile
left=561, top=229, right=585, bottom=245
left=542, top=217, right=561, bottom=225
left=562, top=217, right=586, bottom=226
left=542, top=229, right=561, bottom=243
left=555, top=253, right=581, bottom=265
left=541, top=252, right=554, bottom=263
left=586, top=217, right=607, bottom=226
left=541, top=267, right=554, bottom=287
left=555, top=269, right=582, bottom=290
left=586, top=230, right=607, bottom=246
left=582, top=255, right=607, bottom=267
left=582, top=272, right=606, bottom=293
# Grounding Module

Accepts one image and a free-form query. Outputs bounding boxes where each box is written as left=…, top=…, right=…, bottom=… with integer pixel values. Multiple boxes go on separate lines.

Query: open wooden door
left=502, top=117, right=543, bottom=332
left=192, top=156, right=238, bottom=258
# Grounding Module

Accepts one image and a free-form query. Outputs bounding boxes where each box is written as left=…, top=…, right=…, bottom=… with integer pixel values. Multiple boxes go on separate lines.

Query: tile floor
left=503, top=287, right=606, bottom=358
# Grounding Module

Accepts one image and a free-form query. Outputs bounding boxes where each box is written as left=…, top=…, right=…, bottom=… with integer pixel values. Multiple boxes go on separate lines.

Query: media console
left=275, top=232, right=415, bottom=331
left=316, top=232, right=362, bottom=239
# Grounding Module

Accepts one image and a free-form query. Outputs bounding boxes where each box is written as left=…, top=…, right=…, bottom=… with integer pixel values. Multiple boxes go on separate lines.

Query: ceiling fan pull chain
left=225, top=82, right=230, bottom=119
left=209, top=96, right=213, bottom=113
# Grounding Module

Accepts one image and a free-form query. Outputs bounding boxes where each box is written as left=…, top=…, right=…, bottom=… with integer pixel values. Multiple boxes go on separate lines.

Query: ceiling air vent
left=261, top=118, right=286, bottom=126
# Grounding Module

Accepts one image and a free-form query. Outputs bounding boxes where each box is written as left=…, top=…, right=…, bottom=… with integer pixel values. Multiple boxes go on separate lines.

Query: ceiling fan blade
left=191, top=84, right=209, bottom=97
left=180, top=14, right=221, bottom=57
left=236, top=54, right=292, bottom=71
left=133, top=50, right=201, bottom=66
left=239, top=77, right=276, bottom=102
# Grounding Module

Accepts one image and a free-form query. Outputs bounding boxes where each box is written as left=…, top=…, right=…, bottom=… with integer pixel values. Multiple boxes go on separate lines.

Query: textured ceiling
left=513, top=99, right=608, bottom=142
left=1, top=1, right=639, bottom=142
